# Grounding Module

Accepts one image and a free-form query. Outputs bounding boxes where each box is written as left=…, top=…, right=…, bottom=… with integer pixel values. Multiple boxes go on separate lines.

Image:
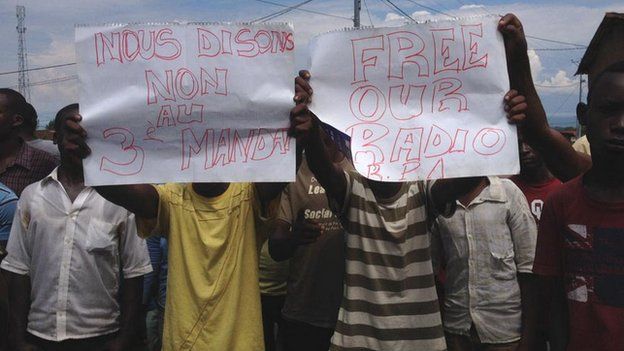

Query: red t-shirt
left=533, top=175, right=624, bottom=351
left=511, top=176, right=562, bottom=223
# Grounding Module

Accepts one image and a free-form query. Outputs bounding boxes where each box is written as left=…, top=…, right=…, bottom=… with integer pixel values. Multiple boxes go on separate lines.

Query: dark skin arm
left=269, top=215, right=321, bottom=262
left=290, top=71, right=348, bottom=209
left=6, top=272, right=40, bottom=351
left=499, top=14, right=591, bottom=181
left=107, top=276, right=144, bottom=351
left=64, top=113, right=160, bottom=218
left=518, top=273, right=539, bottom=351
left=538, top=276, right=569, bottom=351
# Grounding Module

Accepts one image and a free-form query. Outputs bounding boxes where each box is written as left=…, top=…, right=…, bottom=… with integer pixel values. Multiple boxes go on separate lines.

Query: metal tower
left=16, top=5, right=31, bottom=101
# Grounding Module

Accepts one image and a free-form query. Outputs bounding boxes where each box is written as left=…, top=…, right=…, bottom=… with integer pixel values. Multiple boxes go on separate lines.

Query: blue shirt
left=0, top=183, right=18, bottom=243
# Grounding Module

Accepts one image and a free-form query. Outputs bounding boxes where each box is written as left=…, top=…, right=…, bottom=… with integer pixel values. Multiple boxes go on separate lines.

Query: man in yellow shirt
left=64, top=114, right=286, bottom=351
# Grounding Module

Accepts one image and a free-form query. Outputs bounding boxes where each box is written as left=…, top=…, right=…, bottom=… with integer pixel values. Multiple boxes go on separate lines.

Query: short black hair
left=587, top=60, right=624, bottom=103
left=54, top=103, right=79, bottom=134
left=21, top=102, right=38, bottom=134
left=0, top=88, right=35, bottom=131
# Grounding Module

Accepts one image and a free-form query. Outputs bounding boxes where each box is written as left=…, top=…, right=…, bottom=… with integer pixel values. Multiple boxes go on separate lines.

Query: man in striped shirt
left=290, top=71, right=485, bottom=351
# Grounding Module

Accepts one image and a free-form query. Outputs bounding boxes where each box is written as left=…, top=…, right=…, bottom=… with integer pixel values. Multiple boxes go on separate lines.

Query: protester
left=16, top=101, right=60, bottom=159
left=291, top=70, right=508, bottom=350
left=269, top=142, right=350, bottom=351
left=512, top=141, right=562, bottom=222
left=525, top=62, right=624, bottom=351
left=0, top=89, right=57, bottom=196
left=431, top=176, right=538, bottom=351
left=259, top=240, right=288, bottom=351
left=0, top=104, right=152, bottom=351
left=144, top=236, right=168, bottom=351
left=63, top=111, right=286, bottom=350
left=501, top=13, right=624, bottom=349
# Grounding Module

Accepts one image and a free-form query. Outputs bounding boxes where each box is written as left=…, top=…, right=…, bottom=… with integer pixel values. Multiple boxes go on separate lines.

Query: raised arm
left=499, top=14, right=591, bottom=181
left=64, top=113, right=159, bottom=218
left=289, top=71, right=348, bottom=209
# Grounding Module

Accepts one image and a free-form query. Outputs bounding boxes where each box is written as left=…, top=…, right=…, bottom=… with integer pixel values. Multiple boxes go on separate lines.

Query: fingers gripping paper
left=76, top=23, right=296, bottom=186
left=309, top=16, right=518, bottom=181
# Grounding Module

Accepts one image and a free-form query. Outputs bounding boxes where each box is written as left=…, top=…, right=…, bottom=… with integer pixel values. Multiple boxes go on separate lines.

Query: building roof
left=576, top=12, right=624, bottom=76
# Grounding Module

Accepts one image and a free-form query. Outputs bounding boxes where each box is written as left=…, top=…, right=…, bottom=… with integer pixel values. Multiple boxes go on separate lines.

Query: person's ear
left=576, top=102, right=588, bottom=126
left=52, top=130, right=58, bottom=145
left=11, top=113, right=24, bottom=128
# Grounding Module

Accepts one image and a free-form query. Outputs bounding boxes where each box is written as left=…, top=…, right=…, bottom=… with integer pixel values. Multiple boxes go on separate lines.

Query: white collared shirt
left=431, top=177, right=537, bottom=343
left=1, top=168, right=152, bottom=341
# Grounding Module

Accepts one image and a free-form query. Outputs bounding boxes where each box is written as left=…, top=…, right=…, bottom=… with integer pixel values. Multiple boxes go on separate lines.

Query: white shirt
left=431, top=177, right=537, bottom=343
left=1, top=168, right=152, bottom=341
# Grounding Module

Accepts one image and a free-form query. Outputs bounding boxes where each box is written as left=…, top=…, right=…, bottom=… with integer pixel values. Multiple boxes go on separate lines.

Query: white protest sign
left=76, top=22, right=296, bottom=186
left=309, top=16, right=518, bottom=181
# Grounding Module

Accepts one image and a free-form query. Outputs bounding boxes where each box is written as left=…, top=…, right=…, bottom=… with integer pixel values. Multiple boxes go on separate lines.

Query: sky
left=0, top=0, right=623, bottom=128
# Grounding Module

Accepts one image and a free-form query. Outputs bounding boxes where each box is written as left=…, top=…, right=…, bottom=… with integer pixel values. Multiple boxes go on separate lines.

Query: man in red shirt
left=511, top=141, right=561, bottom=223
left=504, top=51, right=624, bottom=350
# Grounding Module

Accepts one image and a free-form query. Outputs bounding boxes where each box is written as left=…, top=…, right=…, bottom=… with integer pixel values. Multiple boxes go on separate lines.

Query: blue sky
left=1, top=0, right=623, bottom=128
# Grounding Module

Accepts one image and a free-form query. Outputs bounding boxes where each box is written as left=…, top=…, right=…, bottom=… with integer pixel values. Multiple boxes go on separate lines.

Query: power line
left=403, top=0, right=456, bottom=18
left=526, top=35, right=586, bottom=48
left=363, top=0, right=374, bottom=27
left=252, top=0, right=315, bottom=23
left=382, top=0, right=415, bottom=22
left=10, top=75, right=77, bottom=89
left=253, top=0, right=351, bottom=20
left=531, top=47, right=586, bottom=52
left=552, top=86, right=577, bottom=115
left=0, top=62, right=76, bottom=76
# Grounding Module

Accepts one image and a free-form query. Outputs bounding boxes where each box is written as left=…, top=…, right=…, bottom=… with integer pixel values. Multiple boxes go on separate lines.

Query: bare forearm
left=509, top=58, right=591, bottom=181
left=305, top=126, right=346, bottom=208
left=118, top=277, right=144, bottom=345
left=519, top=273, right=539, bottom=347
left=95, top=184, right=159, bottom=219
left=7, top=272, right=31, bottom=347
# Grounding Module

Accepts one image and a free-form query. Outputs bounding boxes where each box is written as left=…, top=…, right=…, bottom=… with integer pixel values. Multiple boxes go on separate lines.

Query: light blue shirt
left=0, top=182, right=18, bottom=243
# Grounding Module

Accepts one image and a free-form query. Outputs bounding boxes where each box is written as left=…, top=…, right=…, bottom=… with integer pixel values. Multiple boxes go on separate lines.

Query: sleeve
left=136, top=184, right=171, bottom=238
left=0, top=196, right=17, bottom=242
left=327, top=170, right=353, bottom=220
left=119, top=213, right=153, bottom=279
left=276, top=184, right=295, bottom=225
left=532, top=196, right=564, bottom=277
left=0, top=201, right=31, bottom=275
left=507, top=184, right=538, bottom=274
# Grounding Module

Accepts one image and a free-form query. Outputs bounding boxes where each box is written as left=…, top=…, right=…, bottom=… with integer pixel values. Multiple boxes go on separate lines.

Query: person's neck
left=0, top=134, right=22, bottom=161
left=584, top=158, right=624, bottom=202
left=519, top=165, right=553, bottom=185
left=458, top=177, right=488, bottom=207
left=369, top=180, right=402, bottom=200
left=58, top=161, right=84, bottom=185
left=192, top=183, right=230, bottom=198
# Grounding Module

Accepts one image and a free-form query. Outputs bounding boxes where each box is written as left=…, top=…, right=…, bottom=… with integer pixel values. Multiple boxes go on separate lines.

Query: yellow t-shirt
left=138, top=183, right=264, bottom=351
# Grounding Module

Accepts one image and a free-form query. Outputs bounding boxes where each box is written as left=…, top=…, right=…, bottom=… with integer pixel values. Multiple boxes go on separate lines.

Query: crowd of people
left=0, top=12, right=621, bottom=351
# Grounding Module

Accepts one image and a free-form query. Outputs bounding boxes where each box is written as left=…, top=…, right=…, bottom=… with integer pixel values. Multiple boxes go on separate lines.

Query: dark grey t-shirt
left=277, top=158, right=351, bottom=329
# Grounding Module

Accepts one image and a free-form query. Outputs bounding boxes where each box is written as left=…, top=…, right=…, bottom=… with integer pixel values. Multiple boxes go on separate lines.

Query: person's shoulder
left=544, top=176, right=582, bottom=204
left=498, top=177, right=525, bottom=195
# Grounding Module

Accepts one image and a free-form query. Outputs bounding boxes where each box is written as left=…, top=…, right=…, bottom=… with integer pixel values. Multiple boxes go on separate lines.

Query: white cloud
left=459, top=4, right=485, bottom=10
left=527, top=49, right=543, bottom=81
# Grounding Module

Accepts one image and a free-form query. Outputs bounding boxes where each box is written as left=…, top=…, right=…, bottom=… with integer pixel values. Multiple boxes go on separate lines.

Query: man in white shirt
left=1, top=104, right=152, bottom=351
left=431, top=176, right=538, bottom=351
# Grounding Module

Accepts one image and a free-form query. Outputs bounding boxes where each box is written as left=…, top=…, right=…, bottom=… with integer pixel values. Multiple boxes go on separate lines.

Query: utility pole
left=16, top=5, right=31, bottom=101
left=577, top=74, right=585, bottom=138
left=354, top=0, right=361, bottom=28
